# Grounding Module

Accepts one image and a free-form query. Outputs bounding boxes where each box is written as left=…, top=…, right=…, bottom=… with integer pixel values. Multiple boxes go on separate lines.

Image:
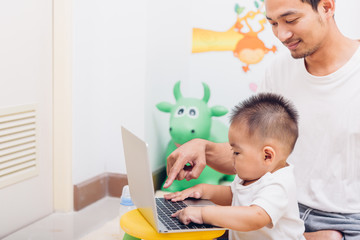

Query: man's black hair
left=301, top=0, right=321, bottom=12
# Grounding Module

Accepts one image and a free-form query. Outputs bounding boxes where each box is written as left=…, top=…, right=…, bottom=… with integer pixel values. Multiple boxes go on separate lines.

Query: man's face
left=265, top=0, right=328, bottom=59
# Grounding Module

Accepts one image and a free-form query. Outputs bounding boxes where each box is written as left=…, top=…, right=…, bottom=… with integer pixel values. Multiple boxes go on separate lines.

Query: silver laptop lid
left=121, top=126, right=159, bottom=231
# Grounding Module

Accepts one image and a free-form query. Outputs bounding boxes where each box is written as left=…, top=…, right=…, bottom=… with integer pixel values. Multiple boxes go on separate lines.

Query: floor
left=3, top=197, right=123, bottom=240
left=4, top=190, right=228, bottom=240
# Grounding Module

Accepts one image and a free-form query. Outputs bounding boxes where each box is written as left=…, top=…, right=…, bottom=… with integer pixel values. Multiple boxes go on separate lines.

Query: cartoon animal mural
left=156, top=81, right=235, bottom=192
left=233, top=4, right=277, bottom=72
left=192, top=0, right=276, bottom=73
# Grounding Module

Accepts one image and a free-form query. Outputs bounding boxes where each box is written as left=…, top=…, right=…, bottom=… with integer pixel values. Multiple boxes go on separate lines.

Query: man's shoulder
left=259, top=51, right=304, bottom=92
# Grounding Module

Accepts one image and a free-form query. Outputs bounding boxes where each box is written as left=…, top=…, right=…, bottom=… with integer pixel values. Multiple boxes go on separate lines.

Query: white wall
left=73, top=0, right=147, bottom=184
left=145, top=1, right=193, bottom=171
left=336, top=1, right=360, bottom=39
left=72, top=0, right=360, bottom=184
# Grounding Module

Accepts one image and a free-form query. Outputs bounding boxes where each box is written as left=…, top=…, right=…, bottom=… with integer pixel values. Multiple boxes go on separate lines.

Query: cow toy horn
left=202, top=82, right=210, bottom=103
left=173, top=81, right=182, bottom=101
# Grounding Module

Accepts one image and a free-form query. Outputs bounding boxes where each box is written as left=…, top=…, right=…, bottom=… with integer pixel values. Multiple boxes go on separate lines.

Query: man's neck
left=304, top=28, right=360, bottom=76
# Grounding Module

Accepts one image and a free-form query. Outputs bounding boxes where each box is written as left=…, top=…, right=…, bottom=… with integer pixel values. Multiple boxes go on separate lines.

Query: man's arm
left=304, top=231, right=343, bottom=240
left=205, top=141, right=235, bottom=175
left=163, top=139, right=234, bottom=188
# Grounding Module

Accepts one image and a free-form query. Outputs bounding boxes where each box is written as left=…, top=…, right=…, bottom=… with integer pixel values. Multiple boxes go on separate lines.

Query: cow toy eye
left=188, top=107, right=199, bottom=119
left=175, top=106, right=186, bottom=117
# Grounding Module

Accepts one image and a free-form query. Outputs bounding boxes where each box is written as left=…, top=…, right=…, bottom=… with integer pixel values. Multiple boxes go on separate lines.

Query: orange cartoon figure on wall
left=192, top=0, right=276, bottom=73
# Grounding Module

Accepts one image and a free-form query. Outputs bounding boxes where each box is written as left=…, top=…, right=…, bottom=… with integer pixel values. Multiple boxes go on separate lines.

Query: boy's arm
left=164, top=184, right=232, bottom=206
left=201, top=181, right=290, bottom=231
left=202, top=184, right=232, bottom=206
left=173, top=204, right=272, bottom=231
left=202, top=205, right=271, bottom=231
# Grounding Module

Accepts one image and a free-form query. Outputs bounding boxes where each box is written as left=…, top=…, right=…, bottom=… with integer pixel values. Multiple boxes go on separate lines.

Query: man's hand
left=163, top=139, right=207, bottom=189
left=164, top=185, right=203, bottom=202
left=171, top=207, right=204, bottom=225
left=304, top=230, right=343, bottom=240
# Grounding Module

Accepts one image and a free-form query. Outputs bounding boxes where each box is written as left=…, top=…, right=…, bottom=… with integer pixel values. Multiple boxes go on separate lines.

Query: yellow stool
left=120, top=209, right=226, bottom=240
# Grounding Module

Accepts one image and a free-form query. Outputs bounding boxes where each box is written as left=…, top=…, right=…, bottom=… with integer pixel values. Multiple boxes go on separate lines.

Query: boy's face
left=265, top=0, right=329, bottom=59
left=228, top=122, right=269, bottom=183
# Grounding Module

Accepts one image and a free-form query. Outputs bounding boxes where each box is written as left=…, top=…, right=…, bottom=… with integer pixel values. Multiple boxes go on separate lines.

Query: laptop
left=121, top=126, right=225, bottom=233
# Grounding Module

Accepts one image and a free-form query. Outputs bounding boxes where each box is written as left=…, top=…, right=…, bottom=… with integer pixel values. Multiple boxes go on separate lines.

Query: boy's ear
left=263, top=146, right=275, bottom=165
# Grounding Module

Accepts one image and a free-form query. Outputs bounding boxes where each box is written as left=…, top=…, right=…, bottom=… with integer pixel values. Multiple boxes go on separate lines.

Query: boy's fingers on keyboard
left=189, top=191, right=201, bottom=199
left=164, top=192, right=185, bottom=202
left=172, top=192, right=188, bottom=201
left=163, top=192, right=177, bottom=200
left=179, top=212, right=191, bottom=225
left=172, top=196, right=185, bottom=202
left=171, top=210, right=181, bottom=218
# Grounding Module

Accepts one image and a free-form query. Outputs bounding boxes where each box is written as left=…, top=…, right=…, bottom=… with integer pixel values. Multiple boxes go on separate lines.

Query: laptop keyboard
left=156, top=198, right=217, bottom=231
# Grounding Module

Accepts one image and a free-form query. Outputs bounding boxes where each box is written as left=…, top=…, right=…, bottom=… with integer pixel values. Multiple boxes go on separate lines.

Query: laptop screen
left=121, top=126, right=159, bottom=231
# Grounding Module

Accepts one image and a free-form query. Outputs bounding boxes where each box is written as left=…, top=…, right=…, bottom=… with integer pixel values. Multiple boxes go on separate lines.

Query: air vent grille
left=0, top=105, right=38, bottom=189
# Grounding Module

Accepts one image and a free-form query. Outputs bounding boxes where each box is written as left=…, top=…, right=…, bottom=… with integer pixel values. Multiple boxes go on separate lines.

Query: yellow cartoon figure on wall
left=192, top=0, right=276, bottom=72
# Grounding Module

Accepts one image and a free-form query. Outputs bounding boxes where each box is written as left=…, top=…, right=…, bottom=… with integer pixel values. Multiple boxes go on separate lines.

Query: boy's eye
left=233, top=152, right=240, bottom=156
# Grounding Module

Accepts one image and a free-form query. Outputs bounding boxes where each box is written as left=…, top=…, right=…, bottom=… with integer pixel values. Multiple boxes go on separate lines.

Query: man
left=163, top=0, right=360, bottom=239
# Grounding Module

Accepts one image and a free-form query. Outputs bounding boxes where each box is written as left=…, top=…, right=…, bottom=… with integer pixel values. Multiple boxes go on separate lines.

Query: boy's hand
left=164, top=185, right=203, bottom=202
left=171, top=207, right=203, bottom=225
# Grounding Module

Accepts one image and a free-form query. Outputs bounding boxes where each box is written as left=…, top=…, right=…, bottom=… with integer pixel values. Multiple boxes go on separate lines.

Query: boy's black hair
left=230, top=93, right=299, bottom=154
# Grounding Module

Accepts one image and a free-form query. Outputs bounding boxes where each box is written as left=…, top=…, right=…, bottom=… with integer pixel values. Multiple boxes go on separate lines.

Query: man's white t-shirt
left=258, top=46, right=360, bottom=213
left=229, top=165, right=305, bottom=240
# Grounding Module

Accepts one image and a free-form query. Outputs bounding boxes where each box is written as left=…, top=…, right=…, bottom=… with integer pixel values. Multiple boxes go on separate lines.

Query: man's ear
left=320, top=0, right=335, bottom=18
left=263, top=146, right=275, bottom=165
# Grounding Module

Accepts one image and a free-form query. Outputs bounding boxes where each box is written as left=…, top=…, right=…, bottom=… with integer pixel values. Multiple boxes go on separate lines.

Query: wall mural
left=191, top=0, right=277, bottom=92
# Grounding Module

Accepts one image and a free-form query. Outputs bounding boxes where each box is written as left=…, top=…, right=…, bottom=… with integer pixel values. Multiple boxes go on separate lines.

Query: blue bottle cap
left=120, top=185, right=135, bottom=206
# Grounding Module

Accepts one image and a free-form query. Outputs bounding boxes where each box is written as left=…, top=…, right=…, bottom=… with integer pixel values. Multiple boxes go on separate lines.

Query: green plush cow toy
left=156, top=81, right=234, bottom=192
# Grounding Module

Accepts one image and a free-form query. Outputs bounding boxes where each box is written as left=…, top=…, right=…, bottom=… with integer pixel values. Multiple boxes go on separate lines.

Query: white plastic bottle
left=119, top=185, right=136, bottom=237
